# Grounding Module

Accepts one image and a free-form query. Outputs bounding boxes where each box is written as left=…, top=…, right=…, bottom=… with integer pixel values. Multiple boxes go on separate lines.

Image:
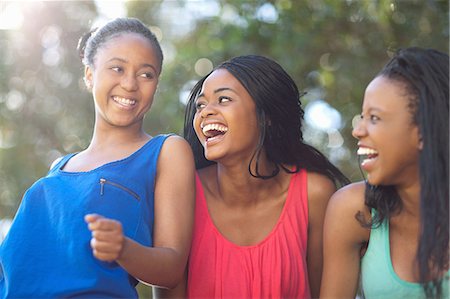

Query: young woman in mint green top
left=320, top=47, right=449, bottom=299
left=361, top=210, right=449, bottom=298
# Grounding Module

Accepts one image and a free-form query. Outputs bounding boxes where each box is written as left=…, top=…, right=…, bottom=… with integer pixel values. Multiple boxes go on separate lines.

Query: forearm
left=153, top=270, right=187, bottom=299
left=117, top=237, right=187, bottom=288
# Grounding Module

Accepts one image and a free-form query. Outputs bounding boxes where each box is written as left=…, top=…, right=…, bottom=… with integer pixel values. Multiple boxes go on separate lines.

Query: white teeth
left=361, top=158, right=372, bottom=166
left=206, top=135, right=221, bottom=143
left=202, top=124, right=228, bottom=135
left=357, top=148, right=378, bottom=155
left=113, top=96, right=136, bottom=106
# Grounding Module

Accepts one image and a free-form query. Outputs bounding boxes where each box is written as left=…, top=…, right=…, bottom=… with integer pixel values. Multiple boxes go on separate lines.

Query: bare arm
left=153, top=269, right=187, bottom=299
left=319, top=182, right=370, bottom=299
left=306, top=172, right=337, bottom=299
left=87, top=135, right=195, bottom=289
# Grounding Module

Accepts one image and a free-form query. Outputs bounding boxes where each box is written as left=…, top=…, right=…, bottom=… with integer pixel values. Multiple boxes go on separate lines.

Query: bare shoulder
left=156, top=135, right=194, bottom=178
left=324, top=181, right=370, bottom=245
left=158, top=135, right=193, bottom=162
left=306, top=172, right=338, bottom=228
left=50, top=157, right=63, bottom=170
left=306, top=171, right=337, bottom=200
left=328, top=181, right=367, bottom=212
left=160, top=135, right=192, bottom=153
left=154, top=135, right=195, bottom=206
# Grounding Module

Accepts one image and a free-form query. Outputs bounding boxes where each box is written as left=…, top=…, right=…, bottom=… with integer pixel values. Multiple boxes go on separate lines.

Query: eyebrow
left=366, top=107, right=385, bottom=114
left=197, top=87, right=236, bottom=99
left=367, top=107, right=382, bottom=112
left=106, top=57, right=158, bottom=72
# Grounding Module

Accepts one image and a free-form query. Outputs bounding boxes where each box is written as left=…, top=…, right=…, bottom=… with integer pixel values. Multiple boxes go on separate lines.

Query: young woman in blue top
left=320, top=47, right=449, bottom=299
left=0, top=18, right=195, bottom=298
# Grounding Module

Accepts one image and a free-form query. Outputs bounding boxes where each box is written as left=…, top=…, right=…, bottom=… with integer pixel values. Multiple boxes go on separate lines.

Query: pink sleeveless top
left=187, top=170, right=310, bottom=299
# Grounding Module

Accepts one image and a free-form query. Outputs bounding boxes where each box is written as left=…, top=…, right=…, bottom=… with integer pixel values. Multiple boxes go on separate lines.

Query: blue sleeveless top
left=361, top=210, right=449, bottom=299
left=0, top=134, right=170, bottom=298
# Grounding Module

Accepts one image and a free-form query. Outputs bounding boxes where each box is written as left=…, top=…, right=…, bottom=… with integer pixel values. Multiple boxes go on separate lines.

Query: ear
left=84, top=65, right=93, bottom=90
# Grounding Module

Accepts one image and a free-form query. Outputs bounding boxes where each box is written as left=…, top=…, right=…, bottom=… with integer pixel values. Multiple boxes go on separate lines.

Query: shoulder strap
left=47, top=153, right=77, bottom=174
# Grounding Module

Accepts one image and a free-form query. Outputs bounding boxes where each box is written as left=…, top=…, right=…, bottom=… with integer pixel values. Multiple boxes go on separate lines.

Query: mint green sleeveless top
left=361, top=211, right=449, bottom=299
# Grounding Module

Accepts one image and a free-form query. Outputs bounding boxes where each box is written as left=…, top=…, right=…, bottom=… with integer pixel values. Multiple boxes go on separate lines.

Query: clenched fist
left=85, top=214, right=125, bottom=262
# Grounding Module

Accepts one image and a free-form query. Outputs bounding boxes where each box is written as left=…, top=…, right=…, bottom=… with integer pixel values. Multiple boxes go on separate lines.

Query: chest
left=188, top=180, right=311, bottom=298
left=389, top=220, right=421, bottom=282
left=205, top=191, right=287, bottom=246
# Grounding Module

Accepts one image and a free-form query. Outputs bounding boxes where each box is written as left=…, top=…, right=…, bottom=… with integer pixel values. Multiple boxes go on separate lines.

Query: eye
left=369, top=114, right=380, bottom=123
left=109, top=66, right=124, bottom=74
left=139, top=72, right=155, bottom=79
left=195, top=101, right=206, bottom=111
left=218, top=96, right=231, bottom=104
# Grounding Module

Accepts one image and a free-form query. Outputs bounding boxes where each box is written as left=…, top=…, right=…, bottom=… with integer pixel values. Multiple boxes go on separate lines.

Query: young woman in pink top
left=156, top=55, right=348, bottom=299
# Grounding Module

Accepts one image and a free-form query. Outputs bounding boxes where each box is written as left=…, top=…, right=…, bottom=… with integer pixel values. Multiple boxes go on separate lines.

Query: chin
left=366, top=174, right=381, bottom=186
left=204, top=155, right=220, bottom=163
left=367, top=175, right=394, bottom=187
left=204, top=149, right=223, bottom=162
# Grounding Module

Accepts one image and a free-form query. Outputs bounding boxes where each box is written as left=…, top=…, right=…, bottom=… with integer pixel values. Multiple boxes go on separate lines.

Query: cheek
left=192, top=114, right=203, bottom=139
left=143, top=83, right=158, bottom=97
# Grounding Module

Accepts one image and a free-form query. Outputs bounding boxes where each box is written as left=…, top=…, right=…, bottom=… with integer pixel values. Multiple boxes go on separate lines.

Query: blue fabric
left=0, top=134, right=170, bottom=298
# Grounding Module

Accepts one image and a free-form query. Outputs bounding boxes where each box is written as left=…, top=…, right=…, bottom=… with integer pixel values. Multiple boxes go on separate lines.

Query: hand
left=85, top=214, right=125, bottom=262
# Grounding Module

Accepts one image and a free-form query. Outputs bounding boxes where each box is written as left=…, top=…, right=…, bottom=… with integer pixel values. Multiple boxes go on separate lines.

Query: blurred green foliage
left=133, top=0, right=449, bottom=183
left=0, top=1, right=448, bottom=295
left=0, top=0, right=448, bottom=217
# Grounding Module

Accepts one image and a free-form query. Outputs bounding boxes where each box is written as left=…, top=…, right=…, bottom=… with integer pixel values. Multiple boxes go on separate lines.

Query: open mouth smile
left=357, top=147, right=379, bottom=167
left=201, top=123, right=228, bottom=143
left=112, top=96, right=136, bottom=108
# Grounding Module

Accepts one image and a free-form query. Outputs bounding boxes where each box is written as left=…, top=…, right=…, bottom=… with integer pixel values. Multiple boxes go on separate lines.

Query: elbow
left=156, top=267, right=186, bottom=289
left=163, top=281, right=180, bottom=290
left=141, top=276, right=180, bottom=290
left=157, top=276, right=182, bottom=290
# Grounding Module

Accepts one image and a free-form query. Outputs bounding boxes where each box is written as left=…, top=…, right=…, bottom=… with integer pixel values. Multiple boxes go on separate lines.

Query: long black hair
left=184, top=55, right=349, bottom=187
left=360, top=47, right=449, bottom=298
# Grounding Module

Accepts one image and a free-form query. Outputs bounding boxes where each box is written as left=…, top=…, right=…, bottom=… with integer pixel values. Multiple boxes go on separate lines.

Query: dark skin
left=198, top=164, right=290, bottom=246
left=64, top=33, right=195, bottom=289
left=198, top=164, right=335, bottom=298
left=156, top=69, right=336, bottom=298
left=320, top=77, right=424, bottom=298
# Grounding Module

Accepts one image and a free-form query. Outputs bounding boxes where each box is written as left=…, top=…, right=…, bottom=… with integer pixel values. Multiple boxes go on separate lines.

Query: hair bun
left=77, top=28, right=97, bottom=61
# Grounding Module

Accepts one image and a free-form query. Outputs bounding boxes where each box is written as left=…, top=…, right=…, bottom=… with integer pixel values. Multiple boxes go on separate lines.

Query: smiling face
left=85, top=33, right=160, bottom=129
left=193, top=69, right=260, bottom=164
left=353, top=76, right=421, bottom=187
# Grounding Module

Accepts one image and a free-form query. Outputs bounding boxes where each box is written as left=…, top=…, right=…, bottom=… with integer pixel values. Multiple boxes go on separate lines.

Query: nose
left=120, top=74, right=138, bottom=92
left=352, top=115, right=366, bottom=139
left=199, top=103, right=217, bottom=118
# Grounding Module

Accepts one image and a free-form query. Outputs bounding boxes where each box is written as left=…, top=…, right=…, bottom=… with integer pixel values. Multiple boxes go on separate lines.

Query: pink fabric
left=187, top=170, right=310, bottom=299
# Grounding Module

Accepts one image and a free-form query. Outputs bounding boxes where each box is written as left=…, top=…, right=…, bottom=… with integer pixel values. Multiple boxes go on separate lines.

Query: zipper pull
left=99, top=178, right=106, bottom=195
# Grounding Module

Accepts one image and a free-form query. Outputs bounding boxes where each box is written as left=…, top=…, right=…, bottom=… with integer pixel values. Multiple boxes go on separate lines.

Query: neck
left=396, top=179, right=421, bottom=217
left=88, top=122, right=150, bottom=152
left=213, top=162, right=288, bottom=207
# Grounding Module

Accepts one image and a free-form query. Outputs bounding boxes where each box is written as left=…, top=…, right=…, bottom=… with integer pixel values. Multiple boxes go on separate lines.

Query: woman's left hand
left=85, top=213, right=125, bottom=262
